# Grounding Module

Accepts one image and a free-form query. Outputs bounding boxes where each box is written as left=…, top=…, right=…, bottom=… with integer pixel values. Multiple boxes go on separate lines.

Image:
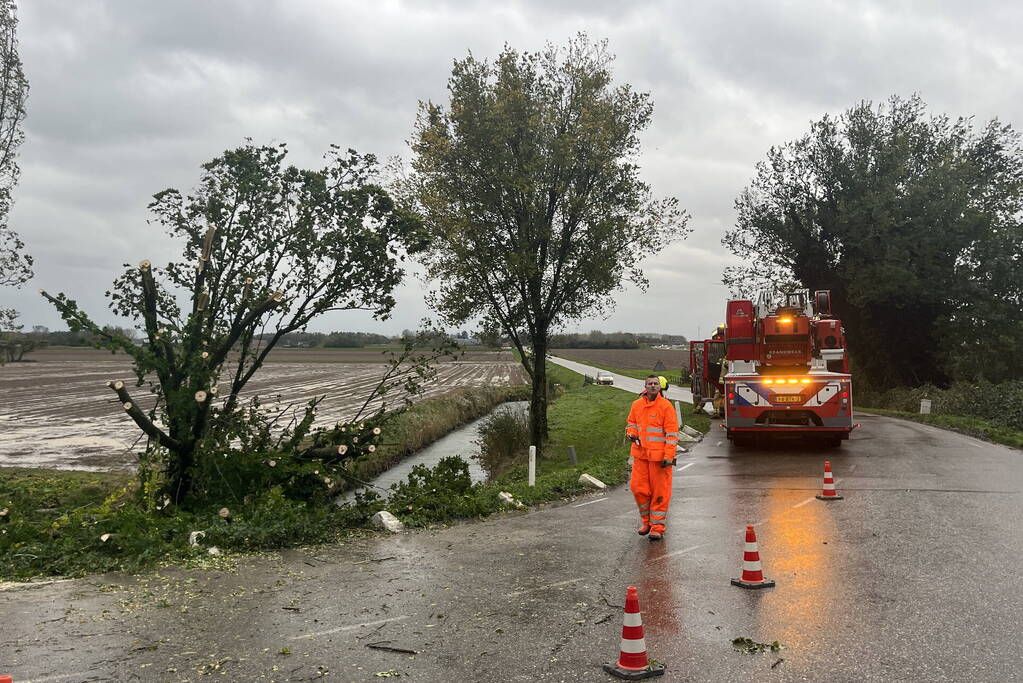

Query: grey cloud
left=7, top=0, right=1022, bottom=339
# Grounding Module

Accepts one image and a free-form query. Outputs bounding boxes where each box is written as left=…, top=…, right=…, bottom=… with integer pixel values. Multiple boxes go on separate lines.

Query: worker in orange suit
left=625, top=375, right=680, bottom=541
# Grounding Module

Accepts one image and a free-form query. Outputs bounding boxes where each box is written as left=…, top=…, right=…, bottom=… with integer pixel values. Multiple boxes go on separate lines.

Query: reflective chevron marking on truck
left=732, top=379, right=843, bottom=407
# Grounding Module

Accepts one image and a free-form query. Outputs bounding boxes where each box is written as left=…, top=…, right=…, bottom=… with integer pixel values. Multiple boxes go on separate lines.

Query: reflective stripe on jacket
left=626, top=393, right=679, bottom=460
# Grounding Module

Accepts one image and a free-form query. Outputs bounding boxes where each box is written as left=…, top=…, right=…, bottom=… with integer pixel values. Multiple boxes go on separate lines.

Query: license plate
left=773, top=395, right=802, bottom=403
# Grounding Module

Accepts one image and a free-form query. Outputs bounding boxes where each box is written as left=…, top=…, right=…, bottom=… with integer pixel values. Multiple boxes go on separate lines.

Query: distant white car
left=595, top=371, right=614, bottom=385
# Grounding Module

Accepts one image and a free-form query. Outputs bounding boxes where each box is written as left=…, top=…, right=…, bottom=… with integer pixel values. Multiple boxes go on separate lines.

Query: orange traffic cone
left=603, top=586, right=666, bottom=679
left=816, top=460, right=843, bottom=501
left=731, top=525, right=775, bottom=589
left=1, top=674, right=12, bottom=682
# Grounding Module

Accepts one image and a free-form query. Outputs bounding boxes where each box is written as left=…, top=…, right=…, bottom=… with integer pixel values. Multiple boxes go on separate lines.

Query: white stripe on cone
left=620, top=638, right=647, bottom=653
left=743, top=561, right=763, bottom=571
left=623, top=612, right=642, bottom=627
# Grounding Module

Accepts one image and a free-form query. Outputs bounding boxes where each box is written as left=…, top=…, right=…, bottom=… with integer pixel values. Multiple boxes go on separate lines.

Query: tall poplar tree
left=403, top=36, right=689, bottom=452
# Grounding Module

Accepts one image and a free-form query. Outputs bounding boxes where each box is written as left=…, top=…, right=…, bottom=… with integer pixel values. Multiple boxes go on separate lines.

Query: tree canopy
left=725, top=95, right=1023, bottom=388
left=45, top=143, right=424, bottom=503
left=402, top=35, right=689, bottom=449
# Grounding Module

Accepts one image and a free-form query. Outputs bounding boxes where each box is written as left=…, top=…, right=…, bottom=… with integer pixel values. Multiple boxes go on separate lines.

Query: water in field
left=342, top=401, right=529, bottom=501
left=0, top=351, right=525, bottom=471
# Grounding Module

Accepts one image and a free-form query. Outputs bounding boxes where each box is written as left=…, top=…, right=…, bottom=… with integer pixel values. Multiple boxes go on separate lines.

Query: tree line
left=9, top=327, right=394, bottom=349
left=549, top=331, right=688, bottom=349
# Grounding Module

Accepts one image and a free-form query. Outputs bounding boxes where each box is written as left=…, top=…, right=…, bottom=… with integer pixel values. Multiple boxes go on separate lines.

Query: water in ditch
left=341, top=400, right=528, bottom=502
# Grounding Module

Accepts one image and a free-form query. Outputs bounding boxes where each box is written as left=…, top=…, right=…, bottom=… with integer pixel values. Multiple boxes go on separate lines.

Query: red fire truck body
left=723, top=289, right=855, bottom=446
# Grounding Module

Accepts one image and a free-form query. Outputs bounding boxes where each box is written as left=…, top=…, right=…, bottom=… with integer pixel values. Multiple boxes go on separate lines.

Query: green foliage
left=321, top=331, right=393, bottom=348
left=387, top=457, right=499, bottom=527
left=401, top=34, right=690, bottom=452
left=42, top=142, right=426, bottom=502
left=549, top=331, right=640, bottom=349
left=0, top=470, right=383, bottom=580
left=726, top=94, right=1023, bottom=388
left=732, top=637, right=784, bottom=654
left=859, top=379, right=1023, bottom=432
left=474, top=407, right=532, bottom=480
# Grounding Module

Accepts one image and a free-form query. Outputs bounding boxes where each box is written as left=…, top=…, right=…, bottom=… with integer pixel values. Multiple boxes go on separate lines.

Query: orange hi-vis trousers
left=630, top=459, right=673, bottom=534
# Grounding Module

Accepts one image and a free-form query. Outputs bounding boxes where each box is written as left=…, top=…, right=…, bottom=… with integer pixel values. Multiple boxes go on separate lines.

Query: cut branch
left=107, top=380, right=181, bottom=452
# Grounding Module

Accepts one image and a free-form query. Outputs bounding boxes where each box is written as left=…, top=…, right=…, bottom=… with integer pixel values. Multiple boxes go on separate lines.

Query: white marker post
left=674, top=400, right=683, bottom=427
left=528, top=445, right=536, bottom=486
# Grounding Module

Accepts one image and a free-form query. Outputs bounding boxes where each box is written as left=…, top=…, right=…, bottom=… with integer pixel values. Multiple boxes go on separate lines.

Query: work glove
left=660, top=458, right=673, bottom=468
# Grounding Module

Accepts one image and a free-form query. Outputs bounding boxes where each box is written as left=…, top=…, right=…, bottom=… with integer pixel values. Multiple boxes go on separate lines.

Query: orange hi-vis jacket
left=626, top=393, right=679, bottom=461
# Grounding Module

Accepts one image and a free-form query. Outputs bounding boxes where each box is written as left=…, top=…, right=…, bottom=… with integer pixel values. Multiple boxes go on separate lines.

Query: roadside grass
left=484, top=363, right=710, bottom=504
left=0, top=363, right=712, bottom=580
left=492, top=363, right=637, bottom=504
left=857, top=407, right=1023, bottom=450
left=0, top=468, right=134, bottom=521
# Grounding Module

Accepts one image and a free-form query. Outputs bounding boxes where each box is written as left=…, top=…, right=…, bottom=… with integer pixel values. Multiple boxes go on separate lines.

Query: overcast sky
left=5, top=0, right=1022, bottom=339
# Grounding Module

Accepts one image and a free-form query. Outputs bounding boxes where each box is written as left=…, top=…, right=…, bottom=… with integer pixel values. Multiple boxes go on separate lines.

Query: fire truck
left=722, top=288, right=855, bottom=447
left=689, top=326, right=726, bottom=417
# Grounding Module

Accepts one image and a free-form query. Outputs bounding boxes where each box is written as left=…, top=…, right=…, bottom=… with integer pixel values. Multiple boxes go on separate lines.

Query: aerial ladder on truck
left=721, top=288, right=855, bottom=447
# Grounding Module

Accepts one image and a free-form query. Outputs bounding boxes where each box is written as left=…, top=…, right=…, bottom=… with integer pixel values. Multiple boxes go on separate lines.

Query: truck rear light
left=728, top=392, right=735, bottom=399
left=841, top=391, right=849, bottom=397
left=841, top=398, right=848, bottom=405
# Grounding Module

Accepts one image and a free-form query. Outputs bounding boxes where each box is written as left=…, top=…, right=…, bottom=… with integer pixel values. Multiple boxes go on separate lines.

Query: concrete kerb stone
left=682, top=425, right=702, bottom=438
left=579, top=473, right=607, bottom=490
left=371, top=510, right=405, bottom=533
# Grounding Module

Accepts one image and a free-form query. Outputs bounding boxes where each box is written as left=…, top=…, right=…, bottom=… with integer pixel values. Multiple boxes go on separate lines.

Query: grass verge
left=857, top=406, right=1023, bottom=450
left=481, top=363, right=710, bottom=506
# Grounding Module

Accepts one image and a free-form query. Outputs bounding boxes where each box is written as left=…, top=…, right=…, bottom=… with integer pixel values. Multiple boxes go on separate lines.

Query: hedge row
left=857, top=379, right=1023, bottom=431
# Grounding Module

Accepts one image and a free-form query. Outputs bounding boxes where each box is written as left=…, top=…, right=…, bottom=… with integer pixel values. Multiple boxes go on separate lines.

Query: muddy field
left=0, top=348, right=526, bottom=471
left=549, top=347, right=689, bottom=370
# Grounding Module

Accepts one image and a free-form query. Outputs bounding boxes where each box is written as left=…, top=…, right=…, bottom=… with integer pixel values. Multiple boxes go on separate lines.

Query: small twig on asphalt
left=595, top=614, right=614, bottom=624
left=771, top=658, right=785, bottom=669
left=353, top=556, right=396, bottom=565
left=366, top=641, right=418, bottom=655
left=281, top=606, right=301, bottom=611
left=601, top=596, right=623, bottom=609
left=357, top=622, right=389, bottom=641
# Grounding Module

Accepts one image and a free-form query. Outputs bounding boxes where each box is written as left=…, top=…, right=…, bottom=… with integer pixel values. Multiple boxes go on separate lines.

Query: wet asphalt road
left=3, top=413, right=1022, bottom=681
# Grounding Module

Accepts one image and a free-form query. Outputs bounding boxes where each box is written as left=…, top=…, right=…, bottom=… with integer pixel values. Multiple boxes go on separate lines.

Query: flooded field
left=0, top=348, right=526, bottom=471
